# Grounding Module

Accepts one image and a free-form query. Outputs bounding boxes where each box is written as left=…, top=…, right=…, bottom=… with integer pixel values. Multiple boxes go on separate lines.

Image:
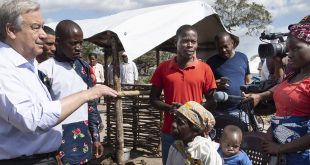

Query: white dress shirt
left=107, top=64, right=114, bottom=85
left=260, top=60, right=270, bottom=81
left=120, top=61, right=138, bottom=84
left=0, top=42, right=62, bottom=159
left=38, top=58, right=88, bottom=124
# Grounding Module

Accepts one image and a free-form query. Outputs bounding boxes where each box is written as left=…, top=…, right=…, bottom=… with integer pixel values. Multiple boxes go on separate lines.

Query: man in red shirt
left=150, top=25, right=217, bottom=165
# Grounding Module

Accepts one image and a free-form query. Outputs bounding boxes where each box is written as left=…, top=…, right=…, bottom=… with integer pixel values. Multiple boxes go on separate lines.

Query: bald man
left=207, top=32, right=251, bottom=125
left=38, top=20, right=103, bottom=164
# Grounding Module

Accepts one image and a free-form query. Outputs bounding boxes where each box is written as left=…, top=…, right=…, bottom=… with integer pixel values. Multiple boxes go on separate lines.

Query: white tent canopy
left=47, top=1, right=237, bottom=60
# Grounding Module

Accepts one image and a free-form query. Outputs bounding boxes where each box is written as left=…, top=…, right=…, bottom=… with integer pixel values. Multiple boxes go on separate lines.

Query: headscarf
left=288, top=15, right=310, bottom=44
left=176, top=101, right=215, bottom=130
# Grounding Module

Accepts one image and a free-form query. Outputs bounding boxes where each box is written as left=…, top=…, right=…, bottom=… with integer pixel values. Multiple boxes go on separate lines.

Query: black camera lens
left=258, top=42, right=287, bottom=58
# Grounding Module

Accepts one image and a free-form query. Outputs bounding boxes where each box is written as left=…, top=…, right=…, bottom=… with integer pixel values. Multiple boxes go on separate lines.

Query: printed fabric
left=58, top=121, right=92, bottom=165
left=39, top=58, right=101, bottom=164
left=73, top=59, right=101, bottom=143
left=271, top=116, right=310, bottom=165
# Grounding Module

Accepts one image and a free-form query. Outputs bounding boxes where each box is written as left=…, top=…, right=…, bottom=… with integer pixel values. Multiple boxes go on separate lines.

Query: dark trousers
left=0, top=152, right=58, bottom=165
left=0, top=157, right=57, bottom=165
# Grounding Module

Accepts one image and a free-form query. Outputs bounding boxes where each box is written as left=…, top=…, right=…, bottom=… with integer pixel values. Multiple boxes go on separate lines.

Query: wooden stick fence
left=106, top=85, right=162, bottom=155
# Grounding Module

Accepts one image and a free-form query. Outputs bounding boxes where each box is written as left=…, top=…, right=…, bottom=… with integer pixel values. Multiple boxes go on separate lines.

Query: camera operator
left=241, top=31, right=292, bottom=96
left=243, top=15, right=310, bottom=165
left=260, top=56, right=287, bottom=82
left=258, top=30, right=294, bottom=84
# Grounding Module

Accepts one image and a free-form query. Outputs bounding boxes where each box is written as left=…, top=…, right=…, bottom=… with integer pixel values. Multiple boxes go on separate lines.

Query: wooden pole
left=156, top=49, right=163, bottom=153
left=104, top=48, right=111, bottom=143
left=156, top=49, right=160, bottom=66
left=111, top=34, right=125, bottom=165
left=103, top=48, right=109, bottom=86
left=117, top=90, right=150, bottom=97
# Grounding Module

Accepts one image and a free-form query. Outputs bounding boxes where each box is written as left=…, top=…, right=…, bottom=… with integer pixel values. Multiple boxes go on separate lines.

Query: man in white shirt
left=260, top=58, right=270, bottom=81
left=36, top=26, right=56, bottom=64
left=0, top=1, right=117, bottom=164
left=89, top=53, right=105, bottom=84
left=120, top=52, right=139, bottom=85
left=39, top=20, right=105, bottom=165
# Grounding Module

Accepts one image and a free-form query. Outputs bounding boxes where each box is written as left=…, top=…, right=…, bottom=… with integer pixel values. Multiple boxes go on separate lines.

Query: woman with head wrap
left=243, top=16, right=310, bottom=165
left=166, top=101, right=222, bottom=165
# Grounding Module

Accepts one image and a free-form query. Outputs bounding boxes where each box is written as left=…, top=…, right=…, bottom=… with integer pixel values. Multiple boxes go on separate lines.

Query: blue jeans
left=161, top=133, right=175, bottom=165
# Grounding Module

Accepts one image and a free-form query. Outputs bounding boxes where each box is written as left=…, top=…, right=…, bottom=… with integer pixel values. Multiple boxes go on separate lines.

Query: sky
left=37, top=0, right=310, bottom=58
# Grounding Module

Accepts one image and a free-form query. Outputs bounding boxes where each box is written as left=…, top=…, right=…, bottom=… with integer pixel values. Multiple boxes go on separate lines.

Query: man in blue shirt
left=207, top=32, right=251, bottom=122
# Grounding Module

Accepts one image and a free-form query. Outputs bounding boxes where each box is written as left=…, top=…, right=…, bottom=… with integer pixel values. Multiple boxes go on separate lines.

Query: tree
left=134, top=51, right=157, bottom=76
left=213, top=0, right=272, bottom=35
left=134, top=51, right=175, bottom=76
left=82, top=41, right=105, bottom=63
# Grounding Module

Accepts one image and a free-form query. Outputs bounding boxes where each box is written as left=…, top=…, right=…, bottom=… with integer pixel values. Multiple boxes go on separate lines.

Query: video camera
left=258, top=32, right=289, bottom=58
left=240, top=79, right=277, bottom=94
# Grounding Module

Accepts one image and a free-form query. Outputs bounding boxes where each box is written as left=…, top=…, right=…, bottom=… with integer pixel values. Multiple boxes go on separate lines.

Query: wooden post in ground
left=156, top=49, right=160, bottom=66
left=111, top=34, right=125, bottom=165
left=104, top=48, right=111, bottom=143
left=155, top=49, right=164, bottom=153
left=103, top=48, right=109, bottom=86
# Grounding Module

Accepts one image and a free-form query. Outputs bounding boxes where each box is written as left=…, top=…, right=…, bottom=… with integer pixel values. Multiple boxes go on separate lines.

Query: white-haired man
left=0, top=1, right=117, bottom=164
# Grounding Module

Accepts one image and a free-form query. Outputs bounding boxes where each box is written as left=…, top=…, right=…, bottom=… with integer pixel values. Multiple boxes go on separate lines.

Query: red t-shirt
left=273, top=77, right=310, bottom=116
left=150, top=57, right=216, bottom=133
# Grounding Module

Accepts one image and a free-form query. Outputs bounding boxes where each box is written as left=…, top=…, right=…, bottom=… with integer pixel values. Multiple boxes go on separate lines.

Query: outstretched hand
left=87, top=85, right=118, bottom=101
left=241, top=92, right=262, bottom=108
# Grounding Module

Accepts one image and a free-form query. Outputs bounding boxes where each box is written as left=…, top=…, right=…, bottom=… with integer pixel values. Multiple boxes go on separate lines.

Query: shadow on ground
left=88, top=145, right=162, bottom=165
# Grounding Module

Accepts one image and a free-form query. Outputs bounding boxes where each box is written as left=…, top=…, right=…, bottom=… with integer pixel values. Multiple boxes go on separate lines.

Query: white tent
left=48, top=1, right=237, bottom=60
left=47, top=3, right=239, bottom=162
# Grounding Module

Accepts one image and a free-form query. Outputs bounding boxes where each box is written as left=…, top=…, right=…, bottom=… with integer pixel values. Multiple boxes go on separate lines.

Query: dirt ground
left=94, top=102, right=162, bottom=165
left=94, top=100, right=273, bottom=165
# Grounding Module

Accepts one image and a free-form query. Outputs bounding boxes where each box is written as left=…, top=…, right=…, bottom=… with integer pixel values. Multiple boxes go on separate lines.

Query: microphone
left=213, top=91, right=244, bottom=102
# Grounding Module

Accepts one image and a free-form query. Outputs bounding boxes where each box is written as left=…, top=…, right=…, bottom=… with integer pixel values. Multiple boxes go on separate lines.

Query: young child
left=166, top=101, right=222, bottom=165
left=218, top=125, right=252, bottom=165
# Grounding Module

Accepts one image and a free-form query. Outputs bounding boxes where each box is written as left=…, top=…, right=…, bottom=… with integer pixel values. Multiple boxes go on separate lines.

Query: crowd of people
left=0, top=0, right=309, bottom=165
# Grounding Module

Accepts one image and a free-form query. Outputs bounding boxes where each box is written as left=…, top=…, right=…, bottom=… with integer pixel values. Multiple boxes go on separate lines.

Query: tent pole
left=111, top=34, right=125, bottom=165
left=103, top=48, right=109, bottom=86
left=156, top=49, right=160, bottom=66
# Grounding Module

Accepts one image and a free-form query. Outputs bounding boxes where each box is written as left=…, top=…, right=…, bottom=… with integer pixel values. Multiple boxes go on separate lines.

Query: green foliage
left=160, top=52, right=175, bottom=61
left=134, top=51, right=157, bottom=75
left=134, top=51, right=175, bottom=76
left=81, top=41, right=104, bottom=63
left=82, top=41, right=96, bottom=59
left=133, top=51, right=175, bottom=84
left=213, top=0, right=272, bottom=35
left=137, top=75, right=152, bottom=84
